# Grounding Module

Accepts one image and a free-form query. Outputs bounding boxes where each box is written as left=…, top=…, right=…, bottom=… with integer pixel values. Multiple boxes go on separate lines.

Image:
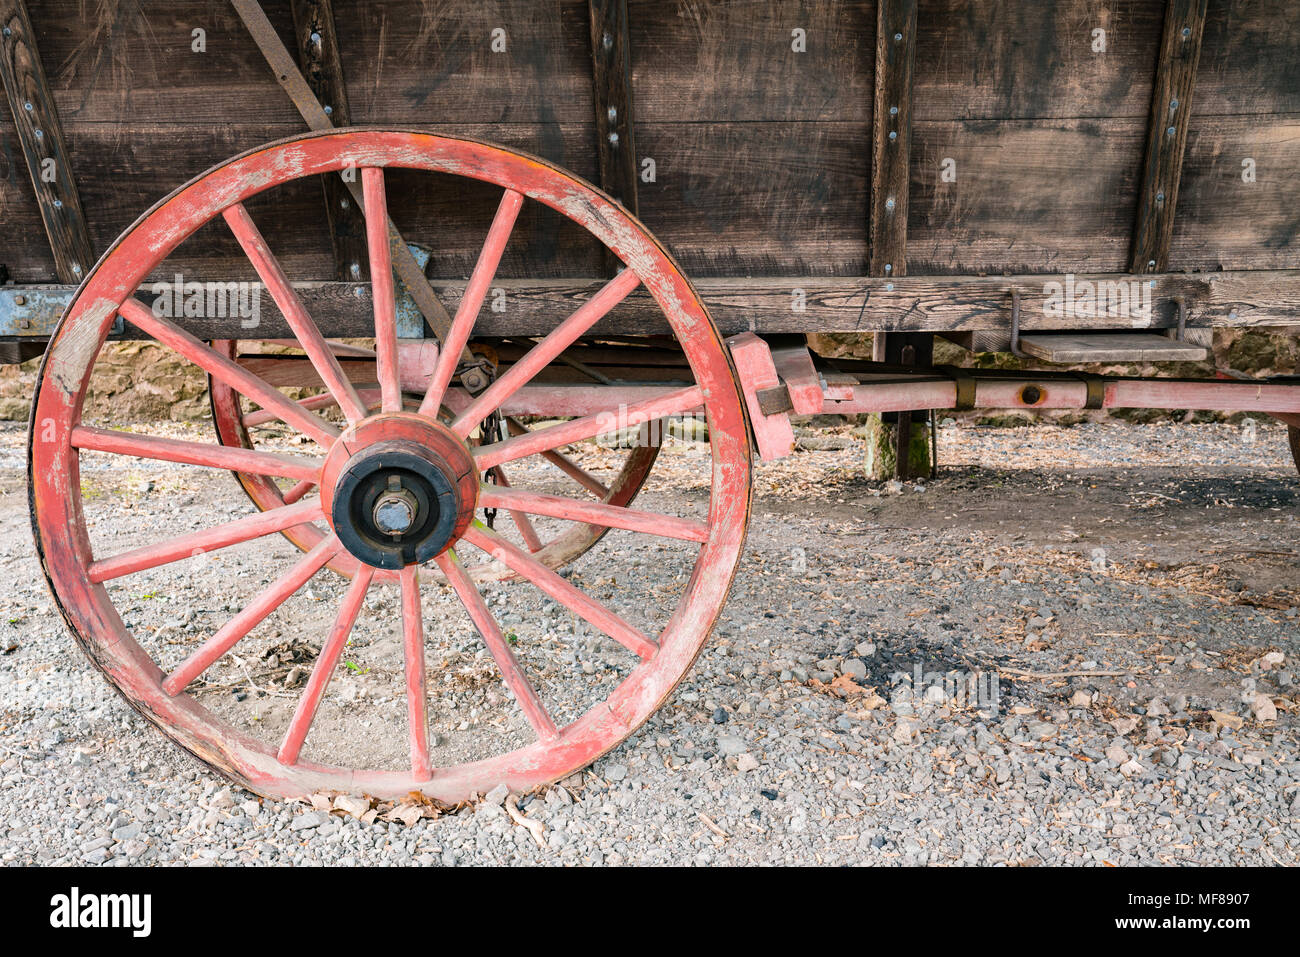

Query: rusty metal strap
left=934, top=365, right=976, bottom=411
left=1075, top=373, right=1106, bottom=410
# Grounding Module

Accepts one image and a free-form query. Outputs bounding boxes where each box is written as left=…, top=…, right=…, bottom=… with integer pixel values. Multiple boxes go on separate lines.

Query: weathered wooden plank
left=1131, top=0, right=1208, bottom=274
left=0, top=0, right=93, bottom=284
left=914, top=1, right=1165, bottom=122
left=1195, top=0, right=1300, bottom=117
left=290, top=0, right=367, bottom=281
left=587, top=0, right=638, bottom=215
left=1171, top=116, right=1300, bottom=271
left=908, top=117, right=1148, bottom=276
left=869, top=0, right=916, bottom=279
left=11, top=271, right=1297, bottom=343
left=1015, top=332, right=1208, bottom=363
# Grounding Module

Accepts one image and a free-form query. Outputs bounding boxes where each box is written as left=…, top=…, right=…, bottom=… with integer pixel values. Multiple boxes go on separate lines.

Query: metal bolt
left=24, top=102, right=32, bottom=111
left=894, top=32, right=902, bottom=42
left=1182, top=27, right=1191, bottom=38
left=884, top=263, right=893, bottom=275
left=1149, top=280, right=1157, bottom=288
left=72, top=264, right=81, bottom=275
left=1148, top=259, right=1157, bottom=269
left=889, top=130, right=898, bottom=141
left=2, top=27, right=10, bottom=37
left=33, top=128, right=42, bottom=139
left=602, top=32, right=612, bottom=51
left=1229, top=310, right=1238, bottom=320
left=890, top=106, right=899, bottom=116
left=608, top=131, right=619, bottom=147
left=1155, top=192, right=1164, bottom=203
left=885, top=197, right=896, bottom=211
left=1169, top=98, right=1179, bottom=111
left=310, top=31, right=321, bottom=45
left=885, top=282, right=894, bottom=292
left=340, top=198, right=350, bottom=210
left=1167, top=126, right=1176, bottom=136
left=323, top=104, right=333, bottom=116
left=14, top=295, right=25, bottom=306
left=53, top=199, right=62, bottom=208
left=349, top=262, right=361, bottom=280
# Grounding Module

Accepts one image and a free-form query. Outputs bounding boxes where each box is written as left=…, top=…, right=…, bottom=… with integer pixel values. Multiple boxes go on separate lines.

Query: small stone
left=1209, top=710, right=1244, bottom=730
left=712, top=708, right=728, bottom=724
left=736, top=753, right=760, bottom=773
left=1069, top=690, right=1093, bottom=708
left=485, top=784, right=511, bottom=805
left=842, top=659, right=868, bottom=680
left=290, top=811, right=326, bottom=831
left=1105, top=745, right=1129, bottom=765
left=716, top=735, right=746, bottom=757
left=1251, top=694, right=1278, bottom=723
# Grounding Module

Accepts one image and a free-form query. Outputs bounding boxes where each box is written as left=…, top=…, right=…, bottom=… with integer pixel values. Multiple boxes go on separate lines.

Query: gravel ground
left=1, top=417, right=1297, bottom=866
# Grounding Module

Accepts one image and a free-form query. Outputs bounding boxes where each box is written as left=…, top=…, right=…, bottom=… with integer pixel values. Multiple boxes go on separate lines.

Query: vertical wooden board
left=291, top=0, right=368, bottom=282
left=1170, top=117, right=1300, bottom=271
left=626, top=0, right=874, bottom=122
left=869, top=0, right=917, bottom=278
left=1130, top=0, right=1207, bottom=274
left=906, top=118, right=1146, bottom=276
left=0, top=0, right=94, bottom=283
left=913, top=0, right=1165, bottom=122
left=1195, top=0, right=1300, bottom=116
left=633, top=121, right=868, bottom=278
left=587, top=0, right=638, bottom=213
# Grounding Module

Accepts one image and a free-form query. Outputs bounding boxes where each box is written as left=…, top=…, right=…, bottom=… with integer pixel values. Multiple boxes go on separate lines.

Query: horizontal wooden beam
left=5, top=272, right=1299, bottom=347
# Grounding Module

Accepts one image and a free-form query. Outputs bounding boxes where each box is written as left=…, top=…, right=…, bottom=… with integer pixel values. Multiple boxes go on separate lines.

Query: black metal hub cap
left=331, top=439, right=463, bottom=569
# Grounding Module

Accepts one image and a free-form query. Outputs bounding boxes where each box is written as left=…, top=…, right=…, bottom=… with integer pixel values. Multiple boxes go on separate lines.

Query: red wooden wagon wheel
left=29, top=129, right=751, bottom=802
left=206, top=340, right=662, bottom=584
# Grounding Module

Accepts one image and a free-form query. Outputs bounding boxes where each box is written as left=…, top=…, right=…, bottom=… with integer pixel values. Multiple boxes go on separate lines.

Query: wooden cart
left=3, top=0, right=1298, bottom=800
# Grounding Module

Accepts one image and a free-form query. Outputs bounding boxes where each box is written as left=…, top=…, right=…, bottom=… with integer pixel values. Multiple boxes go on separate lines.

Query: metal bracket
left=1008, top=288, right=1025, bottom=358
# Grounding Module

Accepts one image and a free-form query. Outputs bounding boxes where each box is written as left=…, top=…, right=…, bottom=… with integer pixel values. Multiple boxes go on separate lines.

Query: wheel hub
left=320, top=415, right=478, bottom=569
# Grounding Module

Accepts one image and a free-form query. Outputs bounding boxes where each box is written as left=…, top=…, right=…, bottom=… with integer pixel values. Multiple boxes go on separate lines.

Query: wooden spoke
left=89, top=499, right=324, bottom=583
left=118, top=298, right=339, bottom=446
left=477, top=484, right=708, bottom=543
left=162, top=535, right=341, bottom=696
left=243, top=387, right=384, bottom=427
left=277, top=565, right=375, bottom=765
left=223, top=202, right=368, bottom=423
left=450, top=268, right=643, bottom=437
left=419, top=189, right=524, bottom=416
left=435, top=550, right=558, bottom=741
left=505, top=417, right=609, bottom=497
left=280, top=479, right=316, bottom=504
left=475, top=385, right=703, bottom=471
left=399, top=564, right=432, bottom=780
left=72, top=425, right=321, bottom=480
left=362, top=167, right=402, bottom=413
left=489, top=467, right=544, bottom=552
left=463, top=523, right=657, bottom=660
